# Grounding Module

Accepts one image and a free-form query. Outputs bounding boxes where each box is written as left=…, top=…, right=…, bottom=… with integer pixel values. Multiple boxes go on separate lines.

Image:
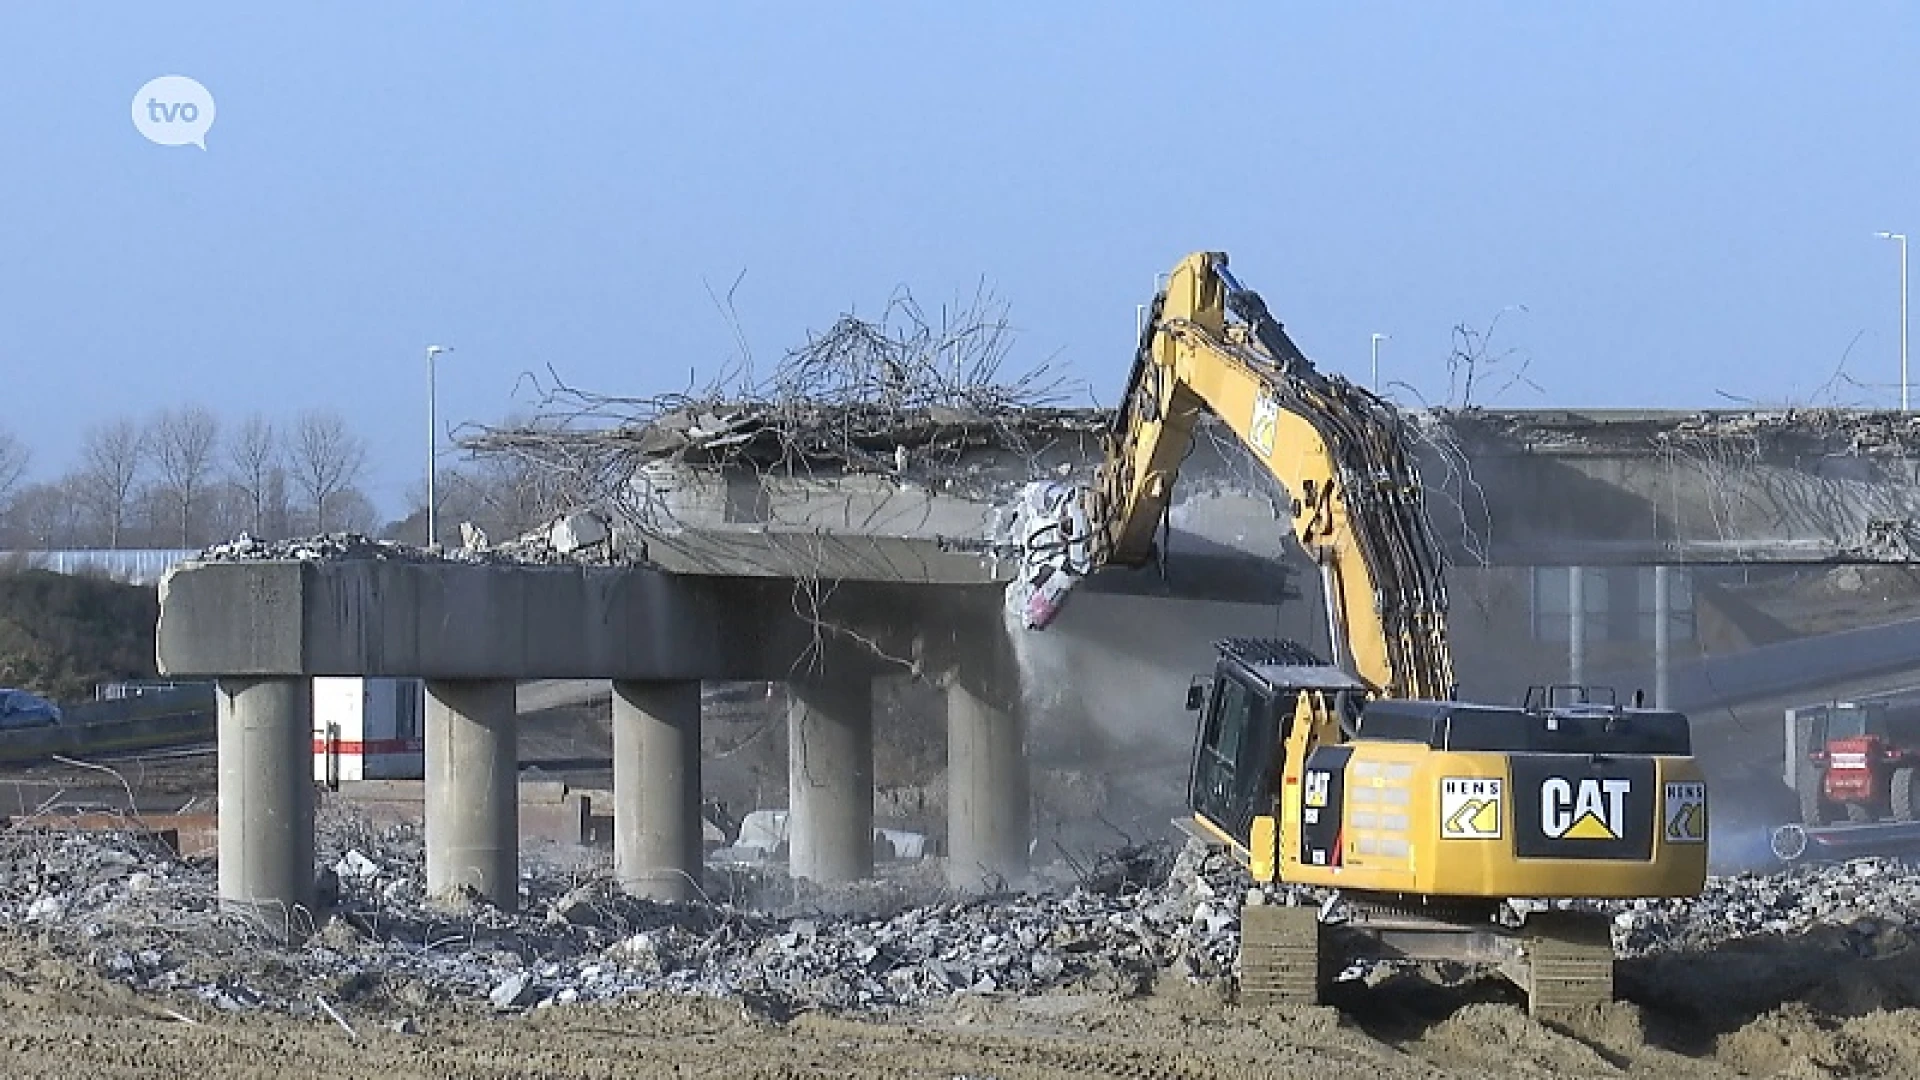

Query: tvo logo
left=1540, top=776, right=1630, bottom=840
left=131, top=75, right=216, bottom=149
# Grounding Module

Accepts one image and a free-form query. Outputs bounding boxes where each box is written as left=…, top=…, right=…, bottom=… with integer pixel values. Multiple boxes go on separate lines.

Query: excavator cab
left=1184, top=638, right=1369, bottom=857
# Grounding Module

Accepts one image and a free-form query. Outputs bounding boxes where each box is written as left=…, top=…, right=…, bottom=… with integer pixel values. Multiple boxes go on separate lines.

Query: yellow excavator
left=1031, top=250, right=1709, bottom=1015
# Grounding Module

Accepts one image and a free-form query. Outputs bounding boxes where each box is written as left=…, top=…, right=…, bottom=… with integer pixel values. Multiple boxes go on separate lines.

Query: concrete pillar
left=1568, top=566, right=1587, bottom=686
left=612, top=680, right=702, bottom=902
left=1653, top=565, right=1673, bottom=708
left=217, top=677, right=317, bottom=940
left=947, top=680, right=1030, bottom=891
left=787, top=678, right=874, bottom=883
left=425, top=680, right=518, bottom=909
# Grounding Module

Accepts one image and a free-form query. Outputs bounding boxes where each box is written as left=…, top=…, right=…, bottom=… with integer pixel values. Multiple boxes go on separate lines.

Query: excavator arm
left=1083, top=251, right=1455, bottom=701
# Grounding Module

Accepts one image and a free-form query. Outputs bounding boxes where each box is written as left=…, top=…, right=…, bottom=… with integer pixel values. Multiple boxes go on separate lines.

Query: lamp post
left=1878, top=232, right=1908, bottom=411
left=425, top=344, right=452, bottom=548
left=1370, top=332, right=1389, bottom=392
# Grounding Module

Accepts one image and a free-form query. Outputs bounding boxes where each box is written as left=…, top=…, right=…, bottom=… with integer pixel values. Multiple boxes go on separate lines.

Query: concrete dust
left=1006, top=589, right=1321, bottom=861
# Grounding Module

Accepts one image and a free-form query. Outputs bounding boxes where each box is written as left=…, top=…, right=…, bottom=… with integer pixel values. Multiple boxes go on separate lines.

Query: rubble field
left=5, top=805, right=1920, bottom=1077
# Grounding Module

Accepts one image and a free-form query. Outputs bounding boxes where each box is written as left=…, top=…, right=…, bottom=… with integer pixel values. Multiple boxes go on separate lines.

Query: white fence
left=0, top=549, right=198, bottom=585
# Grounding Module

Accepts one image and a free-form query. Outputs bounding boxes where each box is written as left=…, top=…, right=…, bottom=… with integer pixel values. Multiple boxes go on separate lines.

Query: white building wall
left=314, top=676, right=425, bottom=784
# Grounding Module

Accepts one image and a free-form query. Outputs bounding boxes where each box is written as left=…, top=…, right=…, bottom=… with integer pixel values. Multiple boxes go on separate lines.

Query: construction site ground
left=5, top=758, right=1920, bottom=1078
left=7, top=929, right=1920, bottom=1080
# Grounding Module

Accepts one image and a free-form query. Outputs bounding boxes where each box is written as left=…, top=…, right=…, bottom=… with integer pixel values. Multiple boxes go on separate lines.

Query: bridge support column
left=612, top=679, right=703, bottom=902
left=425, top=679, right=518, bottom=909
left=217, top=677, right=316, bottom=941
left=787, top=678, right=874, bottom=883
left=946, top=680, right=1030, bottom=891
left=1653, top=565, right=1673, bottom=707
left=1568, top=566, right=1587, bottom=686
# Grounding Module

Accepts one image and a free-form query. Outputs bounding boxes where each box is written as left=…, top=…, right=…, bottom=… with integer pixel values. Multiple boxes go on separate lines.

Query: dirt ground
left=6, top=930, right=1920, bottom=1080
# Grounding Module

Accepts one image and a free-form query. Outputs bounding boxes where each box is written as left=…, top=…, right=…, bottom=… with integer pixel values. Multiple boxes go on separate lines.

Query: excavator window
left=1200, top=678, right=1253, bottom=774
left=1190, top=672, right=1281, bottom=845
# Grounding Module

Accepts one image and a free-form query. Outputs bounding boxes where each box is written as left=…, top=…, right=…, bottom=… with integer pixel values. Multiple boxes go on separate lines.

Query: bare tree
left=327, top=487, right=381, bottom=534
left=226, top=414, right=281, bottom=538
left=289, top=409, right=368, bottom=533
left=75, top=418, right=148, bottom=548
left=151, top=405, right=220, bottom=547
left=4, top=480, right=80, bottom=549
left=263, top=464, right=293, bottom=538
left=0, top=427, right=26, bottom=512
left=437, top=453, right=554, bottom=542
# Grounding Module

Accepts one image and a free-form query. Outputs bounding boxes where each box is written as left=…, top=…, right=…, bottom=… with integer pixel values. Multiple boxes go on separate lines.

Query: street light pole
left=1370, top=332, right=1389, bottom=392
left=1878, top=232, right=1908, bottom=411
left=425, top=344, right=452, bottom=548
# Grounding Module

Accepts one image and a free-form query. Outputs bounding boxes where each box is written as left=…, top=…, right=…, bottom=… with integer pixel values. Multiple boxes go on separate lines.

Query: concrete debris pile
left=1662, top=409, right=1920, bottom=456
left=13, top=812, right=1920, bottom=1022
left=1607, top=855, right=1920, bottom=958
left=470, top=510, right=625, bottom=566
left=199, top=532, right=445, bottom=564
left=0, top=813, right=1267, bottom=1019
left=1437, top=407, right=1920, bottom=457
left=194, top=512, right=627, bottom=570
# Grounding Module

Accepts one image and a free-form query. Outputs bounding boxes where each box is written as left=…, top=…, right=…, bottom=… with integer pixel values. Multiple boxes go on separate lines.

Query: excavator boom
left=1084, top=251, right=1454, bottom=700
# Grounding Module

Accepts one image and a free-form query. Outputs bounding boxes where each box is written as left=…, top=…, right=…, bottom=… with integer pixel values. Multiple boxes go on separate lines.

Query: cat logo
left=1303, top=769, right=1331, bottom=809
left=1249, top=391, right=1280, bottom=457
left=1664, top=781, right=1707, bottom=844
left=1440, top=777, right=1503, bottom=839
left=1541, top=776, right=1630, bottom=841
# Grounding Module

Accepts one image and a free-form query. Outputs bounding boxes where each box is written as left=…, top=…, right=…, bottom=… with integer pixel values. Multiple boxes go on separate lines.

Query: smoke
left=1697, top=759, right=1800, bottom=874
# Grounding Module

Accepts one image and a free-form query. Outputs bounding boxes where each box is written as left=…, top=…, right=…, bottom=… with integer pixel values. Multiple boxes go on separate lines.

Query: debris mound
left=0, top=810, right=1264, bottom=1018
left=194, top=512, right=628, bottom=569
left=7, top=811, right=1920, bottom=1023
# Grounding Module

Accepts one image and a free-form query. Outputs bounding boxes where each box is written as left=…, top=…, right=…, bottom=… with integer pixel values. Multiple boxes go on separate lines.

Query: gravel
left=6, top=808, right=1918, bottom=1021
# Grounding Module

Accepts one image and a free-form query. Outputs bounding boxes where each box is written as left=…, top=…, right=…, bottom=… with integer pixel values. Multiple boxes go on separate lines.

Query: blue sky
left=1, top=3, right=1916, bottom=516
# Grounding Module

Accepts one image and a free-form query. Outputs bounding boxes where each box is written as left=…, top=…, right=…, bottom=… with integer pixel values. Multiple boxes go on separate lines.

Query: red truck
left=1799, top=701, right=1920, bottom=826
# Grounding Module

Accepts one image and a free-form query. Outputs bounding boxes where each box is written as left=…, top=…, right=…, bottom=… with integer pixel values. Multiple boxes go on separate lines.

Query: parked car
left=0, top=689, right=61, bottom=730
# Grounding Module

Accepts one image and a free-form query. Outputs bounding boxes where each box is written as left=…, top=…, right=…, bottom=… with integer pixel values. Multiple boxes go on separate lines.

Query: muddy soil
left=7, top=934, right=1920, bottom=1079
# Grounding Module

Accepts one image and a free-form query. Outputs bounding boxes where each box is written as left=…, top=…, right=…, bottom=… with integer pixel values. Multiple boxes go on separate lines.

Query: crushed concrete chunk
left=550, top=511, right=610, bottom=554
left=334, top=850, right=379, bottom=881
left=489, top=972, right=537, bottom=1010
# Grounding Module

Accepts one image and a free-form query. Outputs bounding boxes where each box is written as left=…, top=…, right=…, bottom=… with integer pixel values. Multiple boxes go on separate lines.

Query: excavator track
left=1239, top=900, right=1615, bottom=1018
left=1237, top=903, right=1331, bottom=1005
left=1516, top=911, right=1616, bottom=1018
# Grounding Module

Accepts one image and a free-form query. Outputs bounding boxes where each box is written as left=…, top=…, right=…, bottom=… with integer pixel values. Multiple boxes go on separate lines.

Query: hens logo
left=1664, top=781, right=1707, bottom=844
left=1540, top=777, right=1630, bottom=841
left=1440, top=777, right=1502, bottom=839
